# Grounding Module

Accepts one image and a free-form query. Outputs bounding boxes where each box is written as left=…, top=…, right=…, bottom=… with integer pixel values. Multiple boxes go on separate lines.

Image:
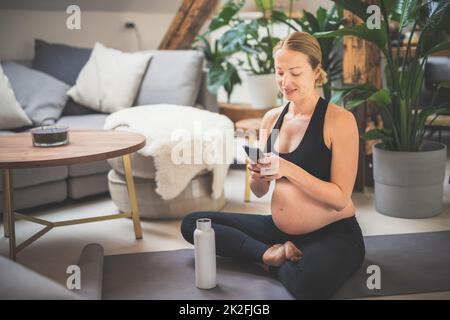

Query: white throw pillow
left=0, top=63, right=32, bottom=129
left=67, top=42, right=152, bottom=113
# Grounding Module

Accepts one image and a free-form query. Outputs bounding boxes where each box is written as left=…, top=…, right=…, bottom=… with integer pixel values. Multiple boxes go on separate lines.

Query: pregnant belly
left=271, top=178, right=355, bottom=235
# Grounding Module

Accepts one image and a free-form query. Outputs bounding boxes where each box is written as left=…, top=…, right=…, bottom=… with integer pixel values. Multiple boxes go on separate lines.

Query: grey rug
left=79, top=231, right=450, bottom=299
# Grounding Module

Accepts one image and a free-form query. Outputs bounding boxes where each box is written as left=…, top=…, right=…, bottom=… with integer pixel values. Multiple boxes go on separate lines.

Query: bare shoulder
left=324, top=102, right=358, bottom=149
left=325, top=102, right=357, bottom=130
left=260, top=106, right=284, bottom=131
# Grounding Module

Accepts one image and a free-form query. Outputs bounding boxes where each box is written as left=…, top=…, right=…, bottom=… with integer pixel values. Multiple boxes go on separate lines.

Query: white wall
left=0, top=0, right=334, bottom=104
left=0, top=9, right=175, bottom=60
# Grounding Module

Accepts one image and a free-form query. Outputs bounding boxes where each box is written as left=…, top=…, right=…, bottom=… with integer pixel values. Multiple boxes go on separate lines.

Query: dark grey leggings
left=181, top=211, right=365, bottom=300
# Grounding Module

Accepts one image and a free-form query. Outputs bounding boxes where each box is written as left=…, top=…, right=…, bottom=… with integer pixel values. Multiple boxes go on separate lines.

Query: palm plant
left=192, top=0, right=281, bottom=102
left=271, top=4, right=345, bottom=100
left=314, top=0, right=450, bottom=152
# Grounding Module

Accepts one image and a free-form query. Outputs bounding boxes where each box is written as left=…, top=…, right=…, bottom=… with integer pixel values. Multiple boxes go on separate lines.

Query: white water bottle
left=194, top=218, right=216, bottom=289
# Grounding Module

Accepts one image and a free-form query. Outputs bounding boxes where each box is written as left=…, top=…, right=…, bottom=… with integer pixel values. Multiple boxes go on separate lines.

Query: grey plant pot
left=372, top=141, right=447, bottom=219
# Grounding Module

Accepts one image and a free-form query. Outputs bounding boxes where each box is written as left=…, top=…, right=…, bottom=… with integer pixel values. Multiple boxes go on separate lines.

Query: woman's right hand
left=247, top=156, right=270, bottom=197
left=246, top=156, right=264, bottom=180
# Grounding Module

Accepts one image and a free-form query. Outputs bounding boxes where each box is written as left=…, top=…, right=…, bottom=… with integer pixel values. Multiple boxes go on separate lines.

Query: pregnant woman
left=181, top=31, right=365, bottom=300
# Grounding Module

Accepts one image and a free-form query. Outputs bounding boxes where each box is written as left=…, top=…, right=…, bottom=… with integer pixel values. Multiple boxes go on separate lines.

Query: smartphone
left=243, top=144, right=265, bottom=163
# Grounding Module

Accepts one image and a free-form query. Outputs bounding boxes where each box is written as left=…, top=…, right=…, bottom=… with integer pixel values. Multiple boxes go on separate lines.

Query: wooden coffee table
left=0, top=130, right=146, bottom=260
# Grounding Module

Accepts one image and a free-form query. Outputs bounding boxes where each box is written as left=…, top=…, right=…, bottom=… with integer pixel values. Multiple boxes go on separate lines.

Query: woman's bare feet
left=262, top=244, right=286, bottom=267
left=283, top=241, right=303, bottom=262
left=262, top=241, right=303, bottom=269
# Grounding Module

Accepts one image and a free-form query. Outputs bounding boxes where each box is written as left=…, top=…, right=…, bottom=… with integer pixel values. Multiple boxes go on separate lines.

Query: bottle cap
left=196, top=218, right=211, bottom=231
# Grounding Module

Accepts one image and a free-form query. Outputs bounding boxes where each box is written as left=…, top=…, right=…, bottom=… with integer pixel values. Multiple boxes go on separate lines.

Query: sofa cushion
left=69, top=160, right=111, bottom=177
left=67, top=43, right=152, bottom=113
left=63, top=98, right=104, bottom=116
left=0, top=180, right=67, bottom=213
left=0, top=131, right=15, bottom=136
left=67, top=173, right=109, bottom=199
left=56, top=114, right=108, bottom=129
left=32, top=39, right=92, bottom=86
left=136, top=50, right=204, bottom=107
left=2, top=61, right=70, bottom=125
left=0, top=166, right=68, bottom=191
left=0, top=63, right=32, bottom=130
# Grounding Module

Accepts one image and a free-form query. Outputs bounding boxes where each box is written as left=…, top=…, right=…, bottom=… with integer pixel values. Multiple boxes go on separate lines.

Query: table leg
left=3, top=169, right=16, bottom=260
left=122, top=154, right=143, bottom=240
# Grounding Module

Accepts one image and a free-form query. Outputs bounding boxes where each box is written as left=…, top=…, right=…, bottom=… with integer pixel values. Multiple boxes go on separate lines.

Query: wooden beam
left=342, top=6, right=382, bottom=192
left=159, top=0, right=219, bottom=50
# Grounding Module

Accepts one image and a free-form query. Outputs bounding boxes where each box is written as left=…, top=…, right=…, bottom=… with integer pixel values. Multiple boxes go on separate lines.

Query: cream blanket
left=104, top=104, right=234, bottom=200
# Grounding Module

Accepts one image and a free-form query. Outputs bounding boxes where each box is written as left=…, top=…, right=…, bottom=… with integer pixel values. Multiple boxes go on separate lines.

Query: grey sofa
left=0, top=48, right=219, bottom=214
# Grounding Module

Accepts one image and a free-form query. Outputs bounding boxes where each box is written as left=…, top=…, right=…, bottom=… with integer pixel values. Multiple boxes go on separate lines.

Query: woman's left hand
left=258, top=153, right=288, bottom=181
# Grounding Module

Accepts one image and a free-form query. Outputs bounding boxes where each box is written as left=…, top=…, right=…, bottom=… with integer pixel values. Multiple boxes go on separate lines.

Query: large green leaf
left=303, top=10, right=320, bottom=33
left=333, top=83, right=378, bottom=95
left=385, top=0, right=401, bottom=21
left=362, top=128, right=394, bottom=142
left=393, top=0, right=421, bottom=31
left=368, top=89, right=392, bottom=108
left=316, top=6, right=328, bottom=31
left=314, top=22, right=388, bottom=51
left=417, top=31, right=448, bottom=57
left=271, top=10, right=301, bottom=31
left=421, top=0, right=450, bottom=33
left=254, top=0, right=274, bottom=13
left=208, top=61, right=241, bottom=99
left=332, top=83, right=378, bottom=108
left=344, top=88, right=392, bottom=110
left=418, top=103, right=450, bottom=123
left=345, top=96, right=371, bottom=109
left=423, top=40, right=450, bottom=56
left=208, top=0, right=243, bottom=32
left=329, top=0, right=369, bottom=21
left=220, top=28, right=243, bottom=52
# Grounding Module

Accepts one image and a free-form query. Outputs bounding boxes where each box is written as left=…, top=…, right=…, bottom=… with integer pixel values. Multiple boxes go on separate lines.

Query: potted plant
left=271, top=4, right=345, bottom=100
left=314, top=0, right=450, bottom=218
left=192, top=1, right=243, bottom=102
left=194, top=0, right=281, bottom=108
left=194, top=35, right=242, bottom=103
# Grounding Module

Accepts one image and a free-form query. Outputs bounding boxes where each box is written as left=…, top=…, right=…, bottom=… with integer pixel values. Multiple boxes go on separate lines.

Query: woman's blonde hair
left=273, top=31, right=328, bottom=86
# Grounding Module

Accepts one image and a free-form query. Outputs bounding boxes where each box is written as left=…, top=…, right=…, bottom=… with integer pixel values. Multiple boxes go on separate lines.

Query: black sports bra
left=265, top=97, right=332, bottom=181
